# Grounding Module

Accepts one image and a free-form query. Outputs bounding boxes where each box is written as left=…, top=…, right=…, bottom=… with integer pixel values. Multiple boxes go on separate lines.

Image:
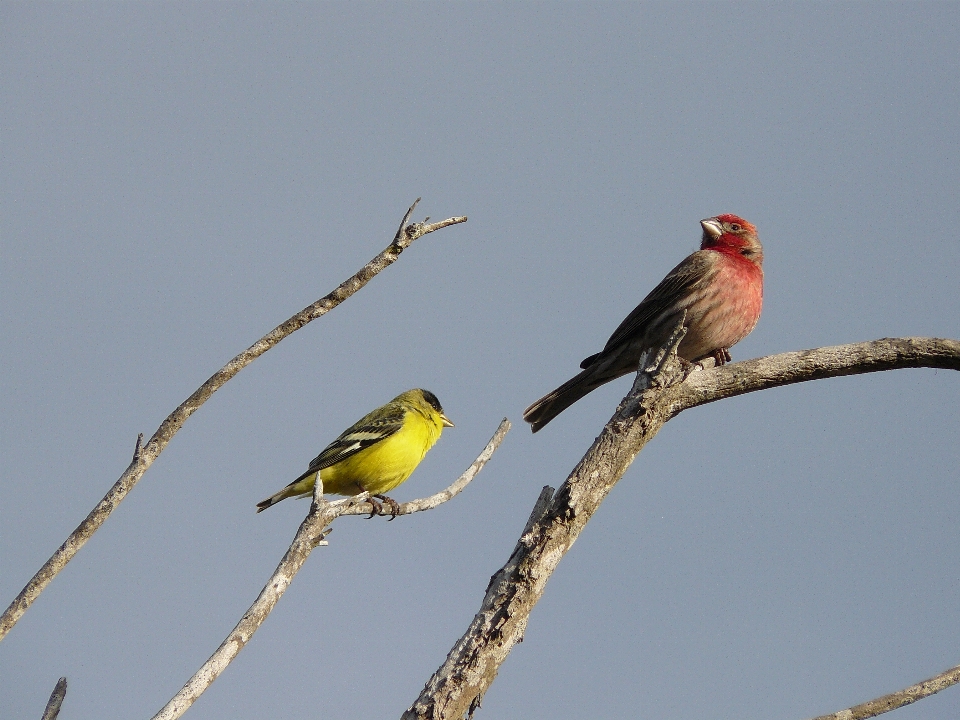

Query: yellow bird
left=256, top=389, right=453, bottom=516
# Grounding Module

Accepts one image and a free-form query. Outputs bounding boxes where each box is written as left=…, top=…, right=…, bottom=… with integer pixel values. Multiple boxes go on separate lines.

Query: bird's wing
left=582, top=251, right=712, bottom=367
left=305, top=405, right=407, bottom=473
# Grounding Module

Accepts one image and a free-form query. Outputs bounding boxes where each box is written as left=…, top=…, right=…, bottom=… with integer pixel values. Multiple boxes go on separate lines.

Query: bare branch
left=337, top=418, right=511, bottom=517
left=150, top=420, right=507, bottom=720
left=404, top=351, right=688, bottom=720
left=151, top=502, right=337, bottom=720
left=40, top=677, right=67, bottom=720
left=665, top=337, right=960, bottom=414
left=405, top=336, right=960, bottom=719
left=807, top=662, right=960, bottom=720
left=413, top=216, right=469, bottom=236
left=0, top=202, right=467, bottom=641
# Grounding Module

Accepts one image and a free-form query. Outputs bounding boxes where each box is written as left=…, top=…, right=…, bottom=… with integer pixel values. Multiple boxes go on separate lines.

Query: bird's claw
left=364, top=496, right=384, bottom=519
left=712, top=348, right=732, bottom=366
left=375, top=494, right=401, bottom=520
left=362, top=494, right=400, bottom=519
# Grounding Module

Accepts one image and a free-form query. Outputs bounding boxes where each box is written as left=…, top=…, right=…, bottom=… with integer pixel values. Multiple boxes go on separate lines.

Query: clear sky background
left=2, top=3, right=959, bottom=719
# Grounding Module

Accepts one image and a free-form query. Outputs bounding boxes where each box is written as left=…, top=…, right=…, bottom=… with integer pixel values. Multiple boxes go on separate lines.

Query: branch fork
left=405, top=336, right=960, bottom=720
left=150, top=419, right=509, bottom=720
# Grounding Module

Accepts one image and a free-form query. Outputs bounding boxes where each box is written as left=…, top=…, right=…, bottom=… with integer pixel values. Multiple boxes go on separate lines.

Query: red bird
left=523, top=214, right=764, bottom=432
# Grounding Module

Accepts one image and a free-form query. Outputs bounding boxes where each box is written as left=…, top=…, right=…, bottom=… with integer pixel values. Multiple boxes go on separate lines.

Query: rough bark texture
left=404, top=345, right=690, bottom=720
left=40, top=677, right=67, bottom=720
left=664, top=337, right=960, bottom=415
left=0, top=201, right=466, bottom=641
left=405, top=337, right=960, bottom=720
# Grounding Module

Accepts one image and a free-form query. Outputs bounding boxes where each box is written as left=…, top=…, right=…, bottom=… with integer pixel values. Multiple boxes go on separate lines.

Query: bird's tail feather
left=255, top=491, right=285, bottom=513
left=523, top=368, right=607, bottom=433
left=256, top=472, right=319, bottom=512
left=255, top=484, right=300, bottom=513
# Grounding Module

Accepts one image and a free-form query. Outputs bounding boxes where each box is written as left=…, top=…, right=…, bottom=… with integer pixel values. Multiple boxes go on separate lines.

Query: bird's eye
left=730, top=223, right=741, bottom=231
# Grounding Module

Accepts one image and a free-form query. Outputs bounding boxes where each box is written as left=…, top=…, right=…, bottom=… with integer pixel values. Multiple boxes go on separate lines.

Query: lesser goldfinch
left=256, top=389, right=454, bottom=515
left=524, top=214, right=764, bottom=432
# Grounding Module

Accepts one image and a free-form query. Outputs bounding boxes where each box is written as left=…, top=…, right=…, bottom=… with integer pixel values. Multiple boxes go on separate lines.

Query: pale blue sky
left=2, top=3, right=959, bottom=719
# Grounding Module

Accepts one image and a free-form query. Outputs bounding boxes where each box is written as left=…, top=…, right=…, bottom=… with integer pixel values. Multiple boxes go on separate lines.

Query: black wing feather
left=291, top=405, right=406, bottom=483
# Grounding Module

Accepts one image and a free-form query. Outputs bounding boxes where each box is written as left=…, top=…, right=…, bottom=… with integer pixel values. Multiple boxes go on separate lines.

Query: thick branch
left=0, top=200, right=467, bottom=641
left=151, top=420, right=508, bottom=720
left=665, top=337, right=960, bottom=415
left=406, top=336, right=960, bottom=719
left=404, top=337, right=690, bottom=719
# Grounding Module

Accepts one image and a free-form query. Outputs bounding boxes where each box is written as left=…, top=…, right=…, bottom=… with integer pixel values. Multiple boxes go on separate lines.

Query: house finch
left=523, top=214, right=763, bottom=432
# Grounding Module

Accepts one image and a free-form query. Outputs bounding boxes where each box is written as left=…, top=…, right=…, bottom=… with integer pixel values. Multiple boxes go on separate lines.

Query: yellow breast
left=319, top=409, right=442, bottom=496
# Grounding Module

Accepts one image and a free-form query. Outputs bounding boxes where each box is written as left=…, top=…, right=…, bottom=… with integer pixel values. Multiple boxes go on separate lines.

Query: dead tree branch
left=40, top=677, right=67, bottom=720
left=404, top=336, right=960, bottom=720
left=0, top=200, right=467, bottom=641
left=150, top=419, right=509, bottom=720
left=664, top=337, right=960, bottom=414
left=338, top=419, right=512, bottom=517
left=807, top=661, right=960, bottom=720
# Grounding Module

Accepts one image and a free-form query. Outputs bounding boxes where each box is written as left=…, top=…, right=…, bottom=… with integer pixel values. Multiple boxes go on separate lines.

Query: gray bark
left=405, top=337, right=960, bottom=720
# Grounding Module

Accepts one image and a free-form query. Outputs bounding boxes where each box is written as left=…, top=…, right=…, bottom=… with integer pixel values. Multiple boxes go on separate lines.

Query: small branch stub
left=40, top=677, right=67, bottom=720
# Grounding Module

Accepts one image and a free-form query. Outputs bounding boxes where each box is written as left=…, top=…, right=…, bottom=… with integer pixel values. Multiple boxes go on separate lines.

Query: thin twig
left=404, top=336, right=960, bottom=719
left=40, top=677, right=67, bottom=720
left=337, top=418, right=511, bottom=516
left=150, top=420, right=508, bottom=720
left=0, top=201, right=467, bottom=641
left=807, top=662, right=960, bottom=720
